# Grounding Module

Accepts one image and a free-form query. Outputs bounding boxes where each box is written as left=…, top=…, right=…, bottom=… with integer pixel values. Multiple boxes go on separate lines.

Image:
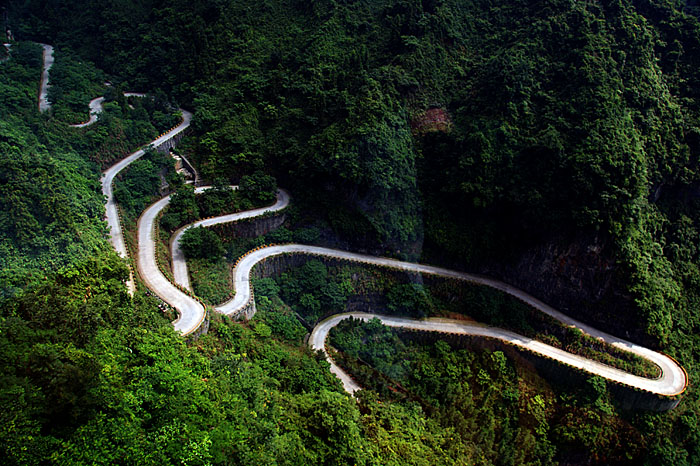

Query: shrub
left=180, top=226, right=224, bottom=259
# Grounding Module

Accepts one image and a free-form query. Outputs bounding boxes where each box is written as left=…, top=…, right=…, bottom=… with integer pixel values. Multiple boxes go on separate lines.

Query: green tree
left=239, top=171, right=277, bottom=204
left=162, top=185, right=200, bottom=231
left=180, top=227, right=225, bottom=260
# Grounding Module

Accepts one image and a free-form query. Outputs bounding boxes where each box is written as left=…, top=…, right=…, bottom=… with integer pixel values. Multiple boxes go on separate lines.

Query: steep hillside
left=5, top=0, right=700, bottom=463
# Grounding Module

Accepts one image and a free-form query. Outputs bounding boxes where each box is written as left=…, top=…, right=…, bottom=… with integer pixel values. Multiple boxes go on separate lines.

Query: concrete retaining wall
left=186, top=308, right=210, bottom=341
left=154, top=130, right=187, bottom=153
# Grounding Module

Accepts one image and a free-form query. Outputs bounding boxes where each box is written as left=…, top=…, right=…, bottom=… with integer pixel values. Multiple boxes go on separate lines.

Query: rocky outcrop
left=482, top=233, right=646, bottom=346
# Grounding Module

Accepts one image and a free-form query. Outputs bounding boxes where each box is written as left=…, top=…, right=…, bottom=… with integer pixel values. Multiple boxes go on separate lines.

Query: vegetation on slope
left=0, top=44, right=182, bottom=298
left=329, top=318, right=643, bottom=464
left=4, top=0, right=700, bottom=463
left=0, top=255, right=369, bottom=466
left=14, top=0, right=700, bottom=346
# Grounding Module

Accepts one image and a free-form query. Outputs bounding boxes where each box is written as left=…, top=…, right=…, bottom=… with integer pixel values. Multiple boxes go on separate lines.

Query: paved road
left=70, top=92, right=146, bottom=127
left=102, top=109, right=192, bottom=258
left=38, top=44, right=53, bottom=112
left=132, top=187, right=289, bottom=334
left=102, top=109, right=192, bottom=294
left=209, top=244, right=686, bottom=397
left=36, top=43, right=191, bottom=298
left=137, top=192, right=205, bottom=335
left=310, top=312, right=687, bottom=397
left=58, top=72, right=677, bottom=400
left=171, top=189, right=290, bottom=289
left=42, top=38, right=685, bottom=401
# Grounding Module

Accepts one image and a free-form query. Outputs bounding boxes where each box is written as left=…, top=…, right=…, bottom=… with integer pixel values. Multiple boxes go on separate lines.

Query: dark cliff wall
left=480, top=233, right=647, bottom=346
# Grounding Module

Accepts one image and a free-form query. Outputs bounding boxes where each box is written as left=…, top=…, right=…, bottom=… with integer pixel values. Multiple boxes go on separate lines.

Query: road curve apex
left=211, top=244, right=685, bottom=398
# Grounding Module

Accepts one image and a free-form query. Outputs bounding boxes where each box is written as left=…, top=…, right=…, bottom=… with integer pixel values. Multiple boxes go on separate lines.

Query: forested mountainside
left=3, top=0, right=700, bottom=464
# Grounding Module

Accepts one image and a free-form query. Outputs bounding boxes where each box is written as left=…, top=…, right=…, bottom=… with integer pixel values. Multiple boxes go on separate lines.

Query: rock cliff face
left=210, top=213, right=286, bottom=239
left=482, top=233, right=650, bottom=346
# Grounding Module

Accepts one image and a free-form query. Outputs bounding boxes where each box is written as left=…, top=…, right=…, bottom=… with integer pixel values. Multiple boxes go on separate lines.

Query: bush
left=198, top=181, right=238, bottom=217
left=239, top=171, right=277, bottom=204
left=386, top=283, right=433, bottom=318
left=293, top=226, right=321, bottom=244
left=161, top=185, right=199, bottom=231
left=266, top=227, right=293, bottom=243
left=253, top=277, right=281, bottom=299
left=180, top=226, right=224, bottom=259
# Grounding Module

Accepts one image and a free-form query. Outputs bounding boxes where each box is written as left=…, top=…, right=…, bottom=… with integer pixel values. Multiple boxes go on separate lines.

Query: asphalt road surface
left=309, top=312, right=687, bottom=397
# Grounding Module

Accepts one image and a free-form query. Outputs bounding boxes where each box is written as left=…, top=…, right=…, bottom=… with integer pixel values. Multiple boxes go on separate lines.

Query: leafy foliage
left=329, top=318, right=651, bottom=464
left=45, top=48, right=105, bottom=124
left=160, top=185, right=199, bottom=232
left=239, top=171, right=277, bottom=204
left=6, top=0, right=700, bottom=462
left=180, top=226, right=225, bottom=260
left=114, top=148, right=173, bottom=218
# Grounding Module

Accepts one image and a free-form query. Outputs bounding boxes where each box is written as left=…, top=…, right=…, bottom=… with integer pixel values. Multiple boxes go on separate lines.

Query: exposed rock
left=482, top=233, right=648, bottom=346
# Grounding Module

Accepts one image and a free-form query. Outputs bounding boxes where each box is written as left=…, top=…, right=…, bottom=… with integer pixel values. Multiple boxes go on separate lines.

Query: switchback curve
left=310, top=312, right=686, bottom=398
left=211, top=244, right=686, bottom=398
left=70, top=92, right=146, bottom=127
left=102, top=109, right=192, bottom=259
left=137, top=188, right=206, bottom=334
left=171, top=189, right=290, bottom=290
left=151, top=195, right=687, bottom=400
left=101, top=108, right=192, bottom=295
left=136, top=188, right=289, bottom=335
left=37, top=44, right=193, bottom=295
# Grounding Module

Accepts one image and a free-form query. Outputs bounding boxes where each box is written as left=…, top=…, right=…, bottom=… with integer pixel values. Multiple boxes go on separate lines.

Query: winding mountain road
left=210, top=244, right=686, bottom=398
left=171, top=189, right=290, bottom=290
left=135, top=188, right=290, bottom=334
left=46, top=39, right=685, bottom=403
left=103, top=109, right=192, bottom=293
left=70, top=92, right=146, bottom=127
left=37, top=44, right=192, bottom=294
left=155, top=198, right=687, bottom=399
left=310, top=312, right=686, bottom=397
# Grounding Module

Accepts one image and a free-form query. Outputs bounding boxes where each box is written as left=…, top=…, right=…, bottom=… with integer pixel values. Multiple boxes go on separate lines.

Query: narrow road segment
left=309, top=312, right=687, bottom=397
left=38, top=44, right=53, bottom=112
left=135, top=188, right=289, bottom=335
left=102, top=109, right=192, bottom=294
left=70, top=92, right=146, bottom=127
left=137, top=193, right=206, bottom=335
left=209, top=244, right=686, bottom=397
left=171, top=189, right=290, bottom=289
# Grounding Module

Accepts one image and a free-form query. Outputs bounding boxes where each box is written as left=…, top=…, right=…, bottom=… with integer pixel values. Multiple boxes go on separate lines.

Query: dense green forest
left=4, top=0, right=700, bottom=463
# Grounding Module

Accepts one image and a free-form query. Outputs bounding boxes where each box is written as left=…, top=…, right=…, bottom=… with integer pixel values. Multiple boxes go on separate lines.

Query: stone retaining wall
left=155, top=129, right=187, bottom=154
left=212, top=213, right=287, bottom=240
